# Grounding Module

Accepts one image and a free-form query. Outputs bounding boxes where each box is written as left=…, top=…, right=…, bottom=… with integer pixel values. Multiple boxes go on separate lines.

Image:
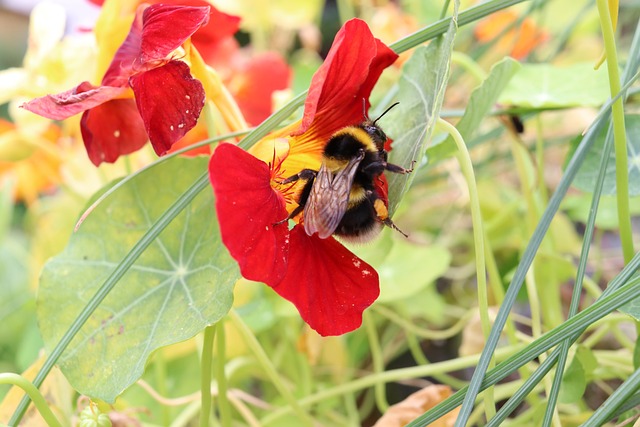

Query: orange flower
left=0, top=119, right=62, bottom=204
left=475, top=10, right=548, bottom=59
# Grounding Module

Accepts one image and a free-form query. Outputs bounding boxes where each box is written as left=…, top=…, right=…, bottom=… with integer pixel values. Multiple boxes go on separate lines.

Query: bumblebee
left=277, top=102, right=413, bottom=243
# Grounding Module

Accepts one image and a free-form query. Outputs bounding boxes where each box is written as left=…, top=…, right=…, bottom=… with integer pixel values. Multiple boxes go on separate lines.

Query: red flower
left=22, top=4, right=209, bottom=165
left=209, top=19, right=398, bottom=336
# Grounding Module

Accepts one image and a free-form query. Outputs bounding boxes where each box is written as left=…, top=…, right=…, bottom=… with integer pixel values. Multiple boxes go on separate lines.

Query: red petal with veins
left=140, top=4, right=210, bottom=63
left=21, top=82, right=125, bottom=120
left=233, top=52, right=292, bottom=126
left=80, top=98, right=148, bottom=166
left=209, top=143, right=290, bottom=285
left=294, top=19, right=398, bottom=138
left=139, top=0, right=240, bottom=65
left=270, top=227, right=379, bottom=336
left=129, top=60, right=205, bottom=155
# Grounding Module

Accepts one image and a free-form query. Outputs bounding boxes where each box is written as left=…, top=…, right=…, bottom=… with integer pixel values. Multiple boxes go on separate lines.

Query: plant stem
left=596, top=0, right=633, bottom=263
left=437, top=117, right=494, bottom=420
left=228, top=310, right=314, bottom=426
left=0, top=373, right=64, bottom=427
left=216, top=322, right=232, bottom=427
left=364, top=311, right=389, bottom=412
left=261, top=343, right=525, bottom=424
left=200, top=325, right=216, bottom=427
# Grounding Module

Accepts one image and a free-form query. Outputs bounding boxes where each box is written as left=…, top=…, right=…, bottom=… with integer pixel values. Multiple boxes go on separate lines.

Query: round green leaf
left=377, top=241, right=451, bottom=303
left=498, top=63, right=611, bottom=108
left=37, top=156, right=238, bottom=402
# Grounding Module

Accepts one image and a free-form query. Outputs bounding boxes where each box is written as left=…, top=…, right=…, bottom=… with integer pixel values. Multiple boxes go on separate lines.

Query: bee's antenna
left=373, top=102, right=400, bottom=126
left=362, top=98, right=369, bottom=121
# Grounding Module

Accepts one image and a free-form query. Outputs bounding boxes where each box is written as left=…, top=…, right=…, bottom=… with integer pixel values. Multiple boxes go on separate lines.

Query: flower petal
left=129, top=60, right=205, bottom=155
left=20, top=82, right=125, bottom=120
left=209, top=143, right=290, bottom=285
left=101, top=6, right=144, bottom=87
left=294, top=18, right=398, bottom=138
left=140, top=3, right=210, bottom=63
left=80, top=98, right=148, bottom=166
left=232, top=52, right=292, bottom=126
left=270, top=227, right=380, bottom=336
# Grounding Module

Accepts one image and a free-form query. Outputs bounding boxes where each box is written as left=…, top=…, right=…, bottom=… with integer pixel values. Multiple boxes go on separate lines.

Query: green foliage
left=571, top=114, right=640, bottom=196
left=427, top=57, right=521, bottom=163
left=498, top=63, right=611, bottom=108
left=37, top=156, right=237, bottom=402
left=3, top=0, right=640, bottom=425
left=384, top=11, right=458, bottom=216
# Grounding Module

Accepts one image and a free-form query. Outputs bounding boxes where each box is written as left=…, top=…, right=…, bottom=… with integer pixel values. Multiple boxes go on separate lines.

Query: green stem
left=408, top=256, right=640, bottom=425
left=596, top=0, right=633, bottom=263
left=438, top=117, right=495, bottom=420
left=216, top=322, right=232, bottom=427
left=390, top=0, right=530, bottom=54
left=0, top=373, right=64, bottom=427
left=200, top=325, right=216, bottom=427
left=451, top=51, right=488, bottom=82
left=228, top=310, right=314, bottom=426
left=155, top=350, right=171, bottom=427
left=583, top=367, right=640, bottom=427
left=364, top=311, right=389, bottom=412
left=405, top=332, right=468, bottom=389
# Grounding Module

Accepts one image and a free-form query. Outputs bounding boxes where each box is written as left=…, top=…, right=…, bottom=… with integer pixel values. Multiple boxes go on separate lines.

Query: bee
left=276, top=102, right=413, bottom=243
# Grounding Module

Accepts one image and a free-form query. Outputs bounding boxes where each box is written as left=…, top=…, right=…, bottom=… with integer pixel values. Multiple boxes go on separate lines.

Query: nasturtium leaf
left=426, top=57, right=521, bottom=163
left=37, top=156, right=238, bottom=402
left=377, top=241, right=451, bottom=303
left=563, top=194, right=640, bottom=230
left=570, top=114, right=640, bottom=196
left=559, top=351, right=587, bottom=404
left=619, top=271, right=640, bottom=320
left=498, top=63, right=611, bottom=108
left=382, top=11, right=458, bottom=216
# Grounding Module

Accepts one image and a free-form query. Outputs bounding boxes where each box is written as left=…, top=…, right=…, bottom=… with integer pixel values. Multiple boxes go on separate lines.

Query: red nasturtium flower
left=21, top=4, right=210, bottom=165
left=209, top=19, right=398, bottom=336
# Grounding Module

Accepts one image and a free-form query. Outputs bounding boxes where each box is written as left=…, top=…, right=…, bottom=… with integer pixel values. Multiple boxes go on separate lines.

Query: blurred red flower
left=209, top=19, right=398, bottom=336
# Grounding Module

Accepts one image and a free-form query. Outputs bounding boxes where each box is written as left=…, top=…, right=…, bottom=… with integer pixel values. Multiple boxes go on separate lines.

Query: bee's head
left=362, top=121, right=388, bottom=149
left=360, top=101, right=399, bottom=150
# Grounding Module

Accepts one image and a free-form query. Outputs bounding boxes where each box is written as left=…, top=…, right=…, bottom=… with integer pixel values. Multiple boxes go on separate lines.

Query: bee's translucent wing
left=304, top=151, right=365, bottom=239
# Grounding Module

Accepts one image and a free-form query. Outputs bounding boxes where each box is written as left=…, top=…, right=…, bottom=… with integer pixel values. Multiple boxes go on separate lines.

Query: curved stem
left=437, top=117, right=494, bottom=420
left=364, top=311, right=389, bottom=412
left=0, top=373, right=64, bottom=427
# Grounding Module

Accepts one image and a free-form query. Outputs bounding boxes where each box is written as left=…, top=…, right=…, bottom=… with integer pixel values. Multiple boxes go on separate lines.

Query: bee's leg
left=279, top=169, right=317, bottom=185
left=274, top=170, right=317, bottom=226
left=385, top=160, right=415, bottom=174
left=369, top=192, right=409, bottom=238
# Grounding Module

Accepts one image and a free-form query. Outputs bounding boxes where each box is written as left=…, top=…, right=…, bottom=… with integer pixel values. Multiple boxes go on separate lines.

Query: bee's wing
left=304, top=151, right=365, bottom=239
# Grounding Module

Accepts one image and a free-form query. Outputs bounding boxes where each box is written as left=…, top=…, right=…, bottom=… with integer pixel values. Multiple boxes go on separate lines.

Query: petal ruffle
left=293, top=19, right=398, bottom=139
left=209, top=143, right=290, bottom=285
left=80, top=98, right=148, bottom=165
left=101, top=6, right=144, bottom=87
left=140, top=4, right=210, bottom=63
left=21, top=82, right=126, bottom=120
left=270, top=227, right=380, bottom=336
left=129, top=60, right=205, bottom=155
